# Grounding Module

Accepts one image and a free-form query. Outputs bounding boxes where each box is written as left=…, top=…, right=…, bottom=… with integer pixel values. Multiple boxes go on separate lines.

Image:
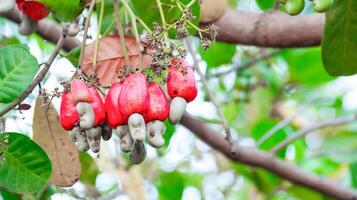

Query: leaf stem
left=92, top=0, right=105, bottom=71
left=113, top=0, right=131, bottom=68
left=78, top=0, right=97, bottom=69
left=156, top=0, right=169, bottom=42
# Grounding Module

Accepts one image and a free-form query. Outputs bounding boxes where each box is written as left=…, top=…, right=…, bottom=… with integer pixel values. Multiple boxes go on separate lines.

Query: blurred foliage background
left=1, top=0, right=357, bottom=199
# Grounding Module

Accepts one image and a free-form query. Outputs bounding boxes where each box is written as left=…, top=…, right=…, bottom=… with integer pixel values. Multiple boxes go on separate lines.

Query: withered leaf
left=32, top=98, right=81, bottom=187
left=82, top=36, right=152, bottom=86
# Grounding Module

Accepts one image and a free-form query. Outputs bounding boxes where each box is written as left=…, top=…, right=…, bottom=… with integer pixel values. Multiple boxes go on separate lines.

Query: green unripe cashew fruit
left=282, top=0, right=305, bottom=15
left=312, top=0, right=333, bottom=13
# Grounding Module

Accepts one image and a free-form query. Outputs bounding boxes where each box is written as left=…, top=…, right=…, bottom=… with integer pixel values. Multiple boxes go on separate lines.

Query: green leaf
left=251, top=119, right=292, bottom=158
left=37, top=0, right=85, bottom=22
left=132, top=0, right=200, bottom=37
left=281, top=47, right=333, bottom=85
left=155, top=171, right=184, bottom=200
left=350, top=162, right=357, bottom=188
left=199, top=42, right=236, bottom=68
left=79, top=152, right=99, bottom=186
left=322, top=0, right=357, bottom=76
left=287, top=186, right=324, bottom=200
left=163, top=120, right=175, bottom=148
left=0, top=45, right=38, bottom=103
left=256, top=0, right=275, bottom=10
left=0, top=132, right=52, bottom=194
left=0, top=188, right=20, bottom=200
left=65, top=46, right=80, bottom=67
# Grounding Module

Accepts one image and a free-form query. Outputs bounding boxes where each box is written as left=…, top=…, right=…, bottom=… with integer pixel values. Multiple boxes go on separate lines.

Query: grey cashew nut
left=128, top=113, right=146, bottom=142
left=0, top=0, right=15, bottom=13
left=86, top=127, right=102, bottom=153
left=146, top=120, right=166, bottom=148
left=76, top=130, right=90, bottom=152
left=116, top=125, right=134, bottom=152
left=169, top=97, right=187, bottom=124
left=76, top=102, right=95, bottom=130
left=101, top=123, right=112, bottom=141
left=19, top=13, right=38, bottom=36
left=66, top=22, right=80, bottom=37
left=129, top=142, right=146, bottom=165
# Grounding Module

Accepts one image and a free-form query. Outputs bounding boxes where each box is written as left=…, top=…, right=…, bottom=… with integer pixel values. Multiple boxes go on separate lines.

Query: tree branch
left=3, top=11, right=357, bottom=199
left=271, top=114, right=357, bottom=154
left=200, top=10, right=324, bottom=48
left=0, top=33, right=65, bottom=117
left=2, top=9, right=324, bottom=49
left=1, top=10, right=79, bottom=52
left=180, top=113, right=357, bottom=200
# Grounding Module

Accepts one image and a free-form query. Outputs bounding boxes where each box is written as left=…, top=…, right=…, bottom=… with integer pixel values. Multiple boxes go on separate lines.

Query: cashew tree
left=0, top=0, right=357, bottom=199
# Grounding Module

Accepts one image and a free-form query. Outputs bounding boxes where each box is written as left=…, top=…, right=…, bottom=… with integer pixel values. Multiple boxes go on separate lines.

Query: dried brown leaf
left=82, top=36, right=152, bottom=86
left=32, top=98, right=81, bottom=187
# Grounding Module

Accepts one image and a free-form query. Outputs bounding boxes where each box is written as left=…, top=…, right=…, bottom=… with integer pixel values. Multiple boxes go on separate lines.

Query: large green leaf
left=0, top=132, right=52, bottom=194
left=132, top=0, right=200, bottom=37
left=36, top=0, right=85, bottom=22
left=281, top=48, right=334, bottom=85
left=322, top=0, right=357, bottom=76
left=0, top=45, right=38, bottom=103
left=199, top=42, right=236, bottom=68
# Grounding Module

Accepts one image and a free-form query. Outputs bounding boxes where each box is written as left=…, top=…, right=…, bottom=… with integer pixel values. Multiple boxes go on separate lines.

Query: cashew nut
left=169, top=97, right=187, bottom=124
left=146, top=120, right=166, bottom=148
left=129, top=142, right=146, bottom=164
left=76, top=102, right=95, bottom=130
left=86, top=127, right=102, bottom=153
left=19, top=13, right=38, bottom=36
left=128, top=113, right=146, bottom=142
left=116, top=125, right=134, bottom=152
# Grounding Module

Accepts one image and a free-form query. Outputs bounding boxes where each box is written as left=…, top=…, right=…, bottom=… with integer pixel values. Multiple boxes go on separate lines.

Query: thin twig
left=92, top=0, right=105, bottom=71
left=78, top=0, right=97, bottom=69
left=0, top=34, right=65, bottom=117
left=121, top=0, right=143, bottom=69
left=113, top=0, right=131, bottom=68
left=185, top=37, right=233, bottom=148
left=156, top=0, right=169, bottom=42
left=207, top=50, right=282, bottom=78
left=257, top=96, right=317, bottom=146
left=271, top=114, right=357, bottom=154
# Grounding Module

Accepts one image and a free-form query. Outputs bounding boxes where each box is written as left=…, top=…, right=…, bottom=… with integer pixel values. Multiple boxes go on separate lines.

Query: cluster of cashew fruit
left=60, top=79, right=111, bottom=153
left=0, top=0, right=49, bottom=35
left=280, top=0, right=334, bottom=15
left=60, top=59, right=197, bottom=164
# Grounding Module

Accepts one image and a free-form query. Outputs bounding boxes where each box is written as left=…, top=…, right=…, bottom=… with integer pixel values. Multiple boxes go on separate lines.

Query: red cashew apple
left=167, top=59, right=198, bottom=124
left=60, top=92, right=90, bottom=151
left=119, top=73, right=149, bottom=142
left=60, top=92, right=80, bottom=131
left=144, top=82, right=169, bottom=148
left=16, top=0, right=49, bottom=35
left=16, top=0, right=49, bottom=21
left=105, top=83, right=133, bottom=152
